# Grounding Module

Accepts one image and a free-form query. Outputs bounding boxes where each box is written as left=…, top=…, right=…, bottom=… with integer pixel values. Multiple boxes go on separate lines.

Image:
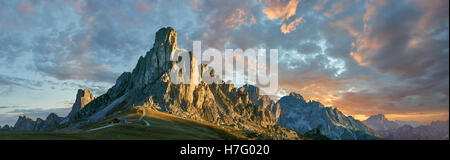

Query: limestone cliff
left=60, top=89, right=95, bottom=124
left=68, top=27, right=299, bottom=139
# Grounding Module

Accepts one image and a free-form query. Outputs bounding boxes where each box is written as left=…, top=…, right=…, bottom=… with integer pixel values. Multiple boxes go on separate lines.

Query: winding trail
left=87, top=105, right=150, bottom=132
left=88, top=124, right=116, bottom=132
left=143, top=120, right=150, bottom=126
left=140, top=106, right=151, bottom=126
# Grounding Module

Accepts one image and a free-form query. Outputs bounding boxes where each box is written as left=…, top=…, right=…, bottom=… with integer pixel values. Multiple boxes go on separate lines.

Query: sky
left=0, top=0, right=448, bottom=126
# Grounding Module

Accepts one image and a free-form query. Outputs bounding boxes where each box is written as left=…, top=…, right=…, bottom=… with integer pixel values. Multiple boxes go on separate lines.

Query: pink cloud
left=262, top=0, right=299, bottom=22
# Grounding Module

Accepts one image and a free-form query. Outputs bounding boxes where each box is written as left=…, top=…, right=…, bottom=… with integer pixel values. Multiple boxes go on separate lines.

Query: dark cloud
left=0, top=32, right=28, bottom=65
left=6, top=107, right=71, bottom=118
left=0, top=106, right=12, bottom=109
left=0, top=74, right=42, bottom=90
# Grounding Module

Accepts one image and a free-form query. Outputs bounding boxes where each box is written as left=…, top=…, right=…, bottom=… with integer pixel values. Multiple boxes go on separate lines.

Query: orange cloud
left=385, top=112, right=449, bottom=124
left=280, top=17, right=304, bottom=34
left=350, top=52, right=371, bottom=66
left=280, top=69, right=448, bottom=124
left=328, top=14, right=383, bottom=66
left=16, top=2, right=35, bottom=13
left=343, top=0, right=387, bottom=66
left=263, top=0, right=299, bottom=22
left=223, top=8, right=256, bottom=29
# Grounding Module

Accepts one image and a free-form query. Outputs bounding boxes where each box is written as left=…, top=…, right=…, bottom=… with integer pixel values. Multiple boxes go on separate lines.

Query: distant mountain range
left=3, top=27, right=440, bottom=140
left=242, top=84, right=378, bottom=140
left=363, top=114, right=449, bottom=140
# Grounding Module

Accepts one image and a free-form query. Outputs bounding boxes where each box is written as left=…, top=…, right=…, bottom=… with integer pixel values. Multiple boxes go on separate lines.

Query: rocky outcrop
left=276, top=93, right=378, bottom=140
left=0, top=125, right=12, bottom=131
left=13, top=116, right=36, bottom=131
left=42, top=113, right=64, bottom=130
left=13, top=113, right=64, bottom=131
left=67, top=27, right=299, bottom=139
left=363, top=114, right=449, bottom=140
left=60, top=89, right=95, bottom=124
left=240, top=84, right=281, bottom=121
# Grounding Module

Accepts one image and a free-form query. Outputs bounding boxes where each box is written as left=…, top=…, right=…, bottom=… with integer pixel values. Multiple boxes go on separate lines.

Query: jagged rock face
left=61, top=89, right=95, bottom=123
left=43, top=113, right=64, bottom=130
left=277, top=93, right=378, bottom=140
left=130, top=27, right=181, bottom=90
left=241, top=84, right=281, bottom=120
left=363, top=115, right=449, bottom=140
left=13, top=113, right=64, bottom=131
left=13, top=116, right=36, bottom=131
left=69, top=27, right=299, bottom=139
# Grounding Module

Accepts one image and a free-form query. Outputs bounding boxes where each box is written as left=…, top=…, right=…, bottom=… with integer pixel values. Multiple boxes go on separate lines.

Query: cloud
left=281, top=17, right=304, bottom=34
left=0, top=74, right=42, bottom=91
left=184, top=0, right=262, bottom=49
left=0, top=32, right=28, bottom=65
left=273, top=0, right=449, bottom=123
left=223, top=8, right=256, bottom=30
left=262, top=0, right=299, bottom=22
left=323, top=0, right=349, bottom=18
left=0, top=106, right=12, bottom=109
left=363, top=0, right=387, bottom=22
left=7, top=107, right=71, bottom=118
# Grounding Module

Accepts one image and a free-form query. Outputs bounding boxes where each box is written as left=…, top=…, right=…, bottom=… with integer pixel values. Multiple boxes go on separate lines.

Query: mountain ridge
left=12, top=113, right=64, bottom=131
left=4, top=27, right=385, bottom=140
left=60, top=27, right=299, bottom=139
left=275, top=92, right=378, bottom=140
left=363, top=114, right=449, bottom=140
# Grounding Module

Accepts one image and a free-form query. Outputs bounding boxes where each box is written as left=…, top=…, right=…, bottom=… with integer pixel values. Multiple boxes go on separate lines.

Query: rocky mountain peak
left=127, top=26, right=187, bottom=90
left=46, top=113, right=62, bottom=121
left=241, top=84, right=281, bottom=120
left=19, top=115, right=32, bottom=120
left=76, top=89, right=94, bottom=104
left=242, top=84, right=260, bottom=102
left=13, top=115, right=36, bottom=131
left=61, top=88, right=95, bottom=123
left=277, top=92, right=307, bottom=107
left=287, top=92, right=305, bottom=100
left=13, top=113, right=63, bottom=131
left=75, top=88, right=95, bottom=109
left=367, top=114, right=388, bottom=122
left=154, top=27, right=178, bottom=48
